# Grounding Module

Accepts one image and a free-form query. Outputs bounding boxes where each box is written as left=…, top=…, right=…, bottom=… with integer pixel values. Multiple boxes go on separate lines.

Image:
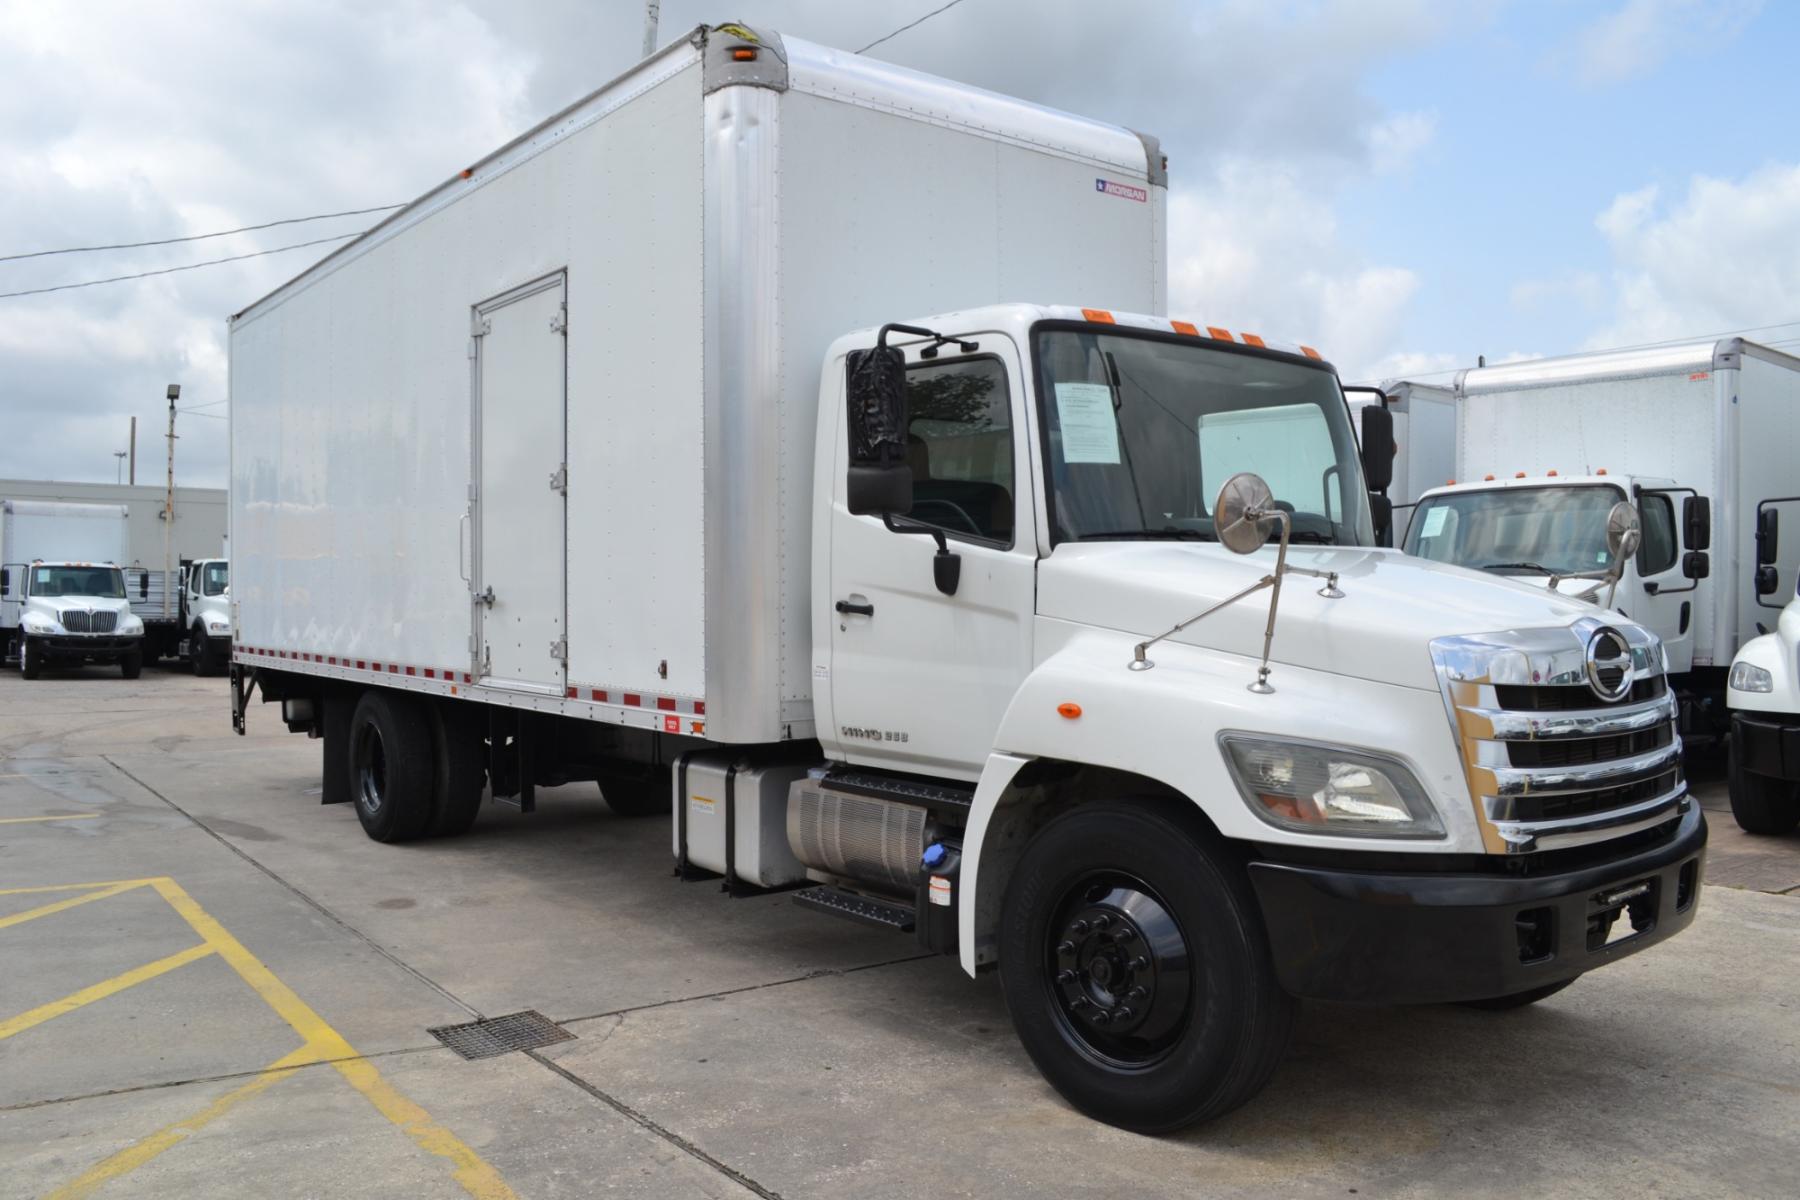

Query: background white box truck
left=1, top=499, right=148, bottom=676
left=230, top=24, right=1705, bottom=1131
left=1401, top=338, right=1800, bottom=742
left=1345, top=379, right=1457, bottom=543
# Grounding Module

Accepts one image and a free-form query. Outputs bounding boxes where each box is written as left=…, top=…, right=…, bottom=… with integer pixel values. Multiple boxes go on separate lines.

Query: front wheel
left=998, top=802, right=1295, bottom=1133
left=21, top=636, right=42, bottom=680
left=120, top=647, right=143, bottom=679
left=1729, top=740, right=1800, bottom=835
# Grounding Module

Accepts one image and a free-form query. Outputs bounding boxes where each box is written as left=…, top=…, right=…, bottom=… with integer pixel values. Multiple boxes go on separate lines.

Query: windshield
left=1404, top=485, right=1626, bottom=575
left=201, top=562, right=228, bottom=595
left=1032, top=328, right=1373, bottom=546
left=30, top=565, right=126, bottom=599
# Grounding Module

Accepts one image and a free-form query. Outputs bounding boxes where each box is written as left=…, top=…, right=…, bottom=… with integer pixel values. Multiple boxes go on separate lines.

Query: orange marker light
left=731, top=47, right=758, bottom=61
left=459, top=169, right=472, bottom=179
left=1081, top=308, right=1115, bottom=324
left=1171, top=320, right=1199, bottom=336
left=1206, top=326, right=1233, bottom=341
left=1484, top=474, right=1496, bottom=481
left=1300, top=345, right=1321, bottom=360
left=1515, top=471, right=1527, bottom=479
left=1547, top=469, right=1558, bottom=477
left=1596, top=468, right=1607, bottom=475
left=1057, top=702, right=1083, bottom=720
left=1240, top=333, right=1267, bottom=348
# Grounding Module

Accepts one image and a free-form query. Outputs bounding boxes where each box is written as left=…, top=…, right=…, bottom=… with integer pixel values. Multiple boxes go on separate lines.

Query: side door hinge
left=472, top=315, right=492, bottom=337
left=549, top=304, right=567, bottom=335
left=549, top=464, right=568, bottom=495
left=549, top=638, right=568, bottom=662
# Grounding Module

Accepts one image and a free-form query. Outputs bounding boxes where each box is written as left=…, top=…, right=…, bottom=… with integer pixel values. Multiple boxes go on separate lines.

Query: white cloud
left=1366, top=111, right=1438, bottom=175
left=1561, top=0, right=1763, bottom=85
left=1582, top=164, right=1800, bottom=347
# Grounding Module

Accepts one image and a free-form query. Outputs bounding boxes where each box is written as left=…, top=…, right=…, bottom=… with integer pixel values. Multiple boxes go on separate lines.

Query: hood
left=1037, top=543, right=1608, bottom=691
left=25, top=595, right=134, bottom=617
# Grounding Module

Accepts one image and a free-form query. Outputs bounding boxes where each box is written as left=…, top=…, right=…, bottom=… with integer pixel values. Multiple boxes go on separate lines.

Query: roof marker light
left=1206, top=326, right=1232, bottom=341
left=1547, top=469, right=1558, bottom=477
left=1597, top=468, right=1607, bottom=475
left=1515, top=472, right=1527, bottom=478
left=1081, top=308, right=1115, bottom=324
left=1484, top=474, right=1496, bottom=481
left=1300, top=345, right=1321, bottom=360
left=1171, top=320, right=1199, bottom=336
left=1240, top=333, right=1267, bottom=348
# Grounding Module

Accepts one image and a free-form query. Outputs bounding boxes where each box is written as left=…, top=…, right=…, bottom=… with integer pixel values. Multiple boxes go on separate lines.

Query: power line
left=0, top=204, right=404, bottom=263
left=0, top=233, right=359, bottom=300
left=856, top=0, right=969, bottom=54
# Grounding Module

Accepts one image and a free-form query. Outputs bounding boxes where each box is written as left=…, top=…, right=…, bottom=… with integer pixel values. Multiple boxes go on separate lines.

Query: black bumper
left=1248, top=804, right=1707, bottom=1005
left=1732, top=712, right=1800, bottom=782
left=37, top=635, right=140, bottom=660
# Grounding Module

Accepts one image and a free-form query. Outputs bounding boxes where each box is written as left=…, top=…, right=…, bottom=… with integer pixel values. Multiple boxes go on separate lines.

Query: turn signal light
left=731, top=47, right=758, bottom=61
left=1057, top=702, right=1082, bottom=719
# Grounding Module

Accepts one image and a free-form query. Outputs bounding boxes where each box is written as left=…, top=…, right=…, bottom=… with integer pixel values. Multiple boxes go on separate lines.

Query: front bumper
left=1248, top=803, right=1706, bottom=1005
left=34, top=635, right=141, bottom=660
left=1731, top=712, right=1800, bottom=782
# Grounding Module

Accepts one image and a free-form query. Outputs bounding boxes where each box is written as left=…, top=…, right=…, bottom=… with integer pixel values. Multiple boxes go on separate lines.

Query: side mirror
left=1756, top=564, right=1780, bottom=596
left=1683, top=495, right=1711, bottom=551
left=1756, top=507, right=1779, bottom=566
left=1368, top=493, right=1394, bottom=548
left=0, top=567, right=9, bottom=596
left=1682, top=551, right=1710, bottom=580
left=1359, top=403, right=1395, bottom=494
left=139, top=572, right=150, bottom=600
left=844, top=326, right=914, bottom=517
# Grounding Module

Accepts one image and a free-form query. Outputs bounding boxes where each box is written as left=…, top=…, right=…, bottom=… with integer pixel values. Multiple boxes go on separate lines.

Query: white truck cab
left=181, top=557, right=231, bottom=675
left=14, top=561, right=146, bottom=679
left=1724, top=586, right=1800, bottom=834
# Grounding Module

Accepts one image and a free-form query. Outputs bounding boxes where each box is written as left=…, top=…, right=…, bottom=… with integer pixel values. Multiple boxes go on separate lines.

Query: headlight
left=1220, top=734, right=1445, bottom=838
left=206, top=619, right=230, bottom=633
left=1729, top=661, right=1774, bottom=693
left=120, top=615, right=143, bottom=633
left=22, top=616, right=59, bottom=634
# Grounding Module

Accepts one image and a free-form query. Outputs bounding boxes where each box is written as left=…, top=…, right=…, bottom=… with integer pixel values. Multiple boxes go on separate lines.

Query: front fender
left=956, top=622, right=1477, bottom=975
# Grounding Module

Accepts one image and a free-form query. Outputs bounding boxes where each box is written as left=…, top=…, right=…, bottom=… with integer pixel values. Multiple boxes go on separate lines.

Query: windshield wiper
left=1076, top=528, right=1216, bottom=542
left=1480, top=561, right=1552, bottom=574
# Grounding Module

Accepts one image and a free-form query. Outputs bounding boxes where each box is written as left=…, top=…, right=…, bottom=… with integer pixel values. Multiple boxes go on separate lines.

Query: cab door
left=824, top=340, right=1038, bottom=780
left=1630, top=487, right=1693, bottom=672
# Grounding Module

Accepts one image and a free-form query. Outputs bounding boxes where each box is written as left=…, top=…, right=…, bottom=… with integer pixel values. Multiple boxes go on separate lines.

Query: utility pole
left=164, top=384, right=180, bottom=621
left=642, top=0, right=659, bottom=58
left=113, top=451, right=127, bottom=484
left=128, top=416, right=137, bottom=485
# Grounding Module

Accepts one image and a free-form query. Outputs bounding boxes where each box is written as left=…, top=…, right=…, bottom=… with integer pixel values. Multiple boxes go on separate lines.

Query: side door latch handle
left=835, top=599, right=874, bottom=617
left=476, top=586, right=495, bottom=608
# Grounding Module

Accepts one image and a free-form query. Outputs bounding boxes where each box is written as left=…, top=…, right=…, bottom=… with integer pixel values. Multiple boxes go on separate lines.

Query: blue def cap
left=922, top=843, right=947, bottom=869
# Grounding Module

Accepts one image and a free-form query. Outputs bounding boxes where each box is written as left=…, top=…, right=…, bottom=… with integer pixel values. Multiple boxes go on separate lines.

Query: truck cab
left=13, top=561, right=146, bottom=679
left=1724, top=585, right=1800, bottom=834
left=1405, top=472, right=1709, bottom=692
left=181, top=557, right=231, bottom=675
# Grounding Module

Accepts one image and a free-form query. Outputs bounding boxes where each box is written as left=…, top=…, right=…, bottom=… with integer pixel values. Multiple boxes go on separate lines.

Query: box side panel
left=1732, top=355, right=1800, bottom=653
left=564, top=67, right=705, bottom=701
left=767, top=90, right=1162, bottom=713
left=232, top=61, right=704, bottom=688
left=1456, top=374, right=1715, bottom=485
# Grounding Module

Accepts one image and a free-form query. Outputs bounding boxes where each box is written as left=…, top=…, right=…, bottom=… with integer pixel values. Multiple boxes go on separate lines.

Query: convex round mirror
left=1605, top=501, right=1642, bottom=562
left=1215, top=472, right=1277, bottom=555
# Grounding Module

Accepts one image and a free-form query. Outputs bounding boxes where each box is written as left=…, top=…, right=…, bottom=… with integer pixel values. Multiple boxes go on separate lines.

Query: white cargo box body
left=230, top=26, right=1164, bottom=742
left=2, top=500, right=131, bottom=629
left=1452, top=339, right=1800, bottom=665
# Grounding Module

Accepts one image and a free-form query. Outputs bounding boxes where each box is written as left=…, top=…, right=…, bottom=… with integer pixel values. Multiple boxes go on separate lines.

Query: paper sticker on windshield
left=1054, top=382, right=1122, bottom=464
left=1420, top=506, right=1449, bottom=538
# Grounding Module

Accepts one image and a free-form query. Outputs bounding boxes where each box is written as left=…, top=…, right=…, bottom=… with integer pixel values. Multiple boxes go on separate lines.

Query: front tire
left=21, top=636, right=42, bottom=680
left=1729, top=739, right=1800, bottom=835
left=348, top=690, right=434, bottom=843
left=120, top=647, right=143, bottom=679
left=998, top=802, right=1295, bottom=1133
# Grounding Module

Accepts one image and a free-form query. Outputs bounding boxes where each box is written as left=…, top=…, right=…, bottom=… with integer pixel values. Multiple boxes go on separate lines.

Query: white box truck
left=1, top=500, right=149, bottom=677
left=1345, top=380, right=1456, bottom=543
left=230, top=24, right=1706, bottom=1131
left=1401, top=338, right=1800, bottom=741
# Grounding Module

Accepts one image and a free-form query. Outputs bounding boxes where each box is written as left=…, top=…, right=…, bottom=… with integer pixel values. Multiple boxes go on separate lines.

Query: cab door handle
left=835, top=600, right=874, bottom=617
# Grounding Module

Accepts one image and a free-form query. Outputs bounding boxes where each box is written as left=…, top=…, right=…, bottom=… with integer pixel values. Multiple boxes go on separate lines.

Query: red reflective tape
left=357, top=660, right=367, bottom=670
left=424, top=668, right=435, bottom=678
left=591, top=689, right=607, bottom=702
left=388, top=665, right=398, bottom=674
left=463, top=673, right=472, bottom=684
left=566, top=686, right=577, bottom=698
left=656, top=697, right=676, bottom=711
left=694, top=700, right=705, bottom=715
left=405, top=666, right=416, bottom=676
left=623, top=694, right=642, bottom=706
left=328, top=656, right=338, bottom=665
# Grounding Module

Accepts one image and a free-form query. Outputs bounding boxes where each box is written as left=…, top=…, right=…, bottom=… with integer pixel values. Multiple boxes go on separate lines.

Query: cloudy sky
left=2, top=0, right=1796, bottom=487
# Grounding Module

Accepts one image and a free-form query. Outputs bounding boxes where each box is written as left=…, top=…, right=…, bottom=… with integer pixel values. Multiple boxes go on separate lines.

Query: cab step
left=793, top=885, right=916, bottom=933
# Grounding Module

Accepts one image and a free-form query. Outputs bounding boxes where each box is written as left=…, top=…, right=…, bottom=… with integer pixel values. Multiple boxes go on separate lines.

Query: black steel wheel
left=347, top=690, right=433, bottom=843
left=999, top=801, right=1295, bottom=1133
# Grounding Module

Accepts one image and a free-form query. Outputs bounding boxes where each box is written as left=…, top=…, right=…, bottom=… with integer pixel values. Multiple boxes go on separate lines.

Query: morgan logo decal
left=1096, top=178, right=1148, bottom=203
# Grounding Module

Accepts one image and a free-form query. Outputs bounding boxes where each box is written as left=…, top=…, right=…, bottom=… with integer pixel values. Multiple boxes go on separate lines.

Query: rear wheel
left=348, top=690, right=434, bottom=843
left=1458, top=978, right=1576, bottom=1010
left=998, top=802, right=1295, bottom=1133
left=598, top=767, right=671, bottom=817
left=21, top=636, right=41, bottom=680
left=119, top=648, right=142, bottom=680
left=427, top=701, right=486, bottom=837
left=1729, top=739, right=1800, bottom=835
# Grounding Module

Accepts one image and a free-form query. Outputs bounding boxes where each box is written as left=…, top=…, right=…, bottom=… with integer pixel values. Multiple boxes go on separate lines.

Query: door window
left=1637, top=494, right=1677, bottom=575
left=904, top=357, right=1014, bottom=545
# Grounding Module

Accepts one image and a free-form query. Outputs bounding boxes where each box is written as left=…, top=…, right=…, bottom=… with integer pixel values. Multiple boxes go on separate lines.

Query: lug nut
left=1092, top=913, right=1111, bottom=929
left=1115, top=1006, right=1134, bottom=1022
left=1129, top=956, right=1150, bottom=971
left=1055, top=940, right=1075, bottom=955
left=1070, top=995, right=1090, bottom=1009
left=1126, top=986, right=1147, bottom=1001
left=1056, top=969, right=1076, bottom=984
left=1090, top=1010, right=1111, bottom=1025
left=1069, top=919, right=1089, bottom=936
left=1110, top=927, right=1134, bottom=943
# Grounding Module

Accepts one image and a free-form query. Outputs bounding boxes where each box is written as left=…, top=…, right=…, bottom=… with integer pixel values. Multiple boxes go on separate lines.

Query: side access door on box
left=471, top=272, right=568, bottom=694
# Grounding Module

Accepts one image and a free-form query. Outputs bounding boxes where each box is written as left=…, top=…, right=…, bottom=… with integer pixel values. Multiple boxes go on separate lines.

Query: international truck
left=1401, top=338, right=1800, bottom=743
left=1724, top=582, right=1800, bottom=834
left=228, top=23, right=1706, bottom=1132
left=2, top=500, right=148, bottom=677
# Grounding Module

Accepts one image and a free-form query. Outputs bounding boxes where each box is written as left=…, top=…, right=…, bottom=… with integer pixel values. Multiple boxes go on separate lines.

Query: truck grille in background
left=58, top=610, right=117, bottom=633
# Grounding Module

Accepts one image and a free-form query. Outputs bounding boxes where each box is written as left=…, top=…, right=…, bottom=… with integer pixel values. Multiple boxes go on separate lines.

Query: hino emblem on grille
left=1585, top=626, right=1635, bottom=702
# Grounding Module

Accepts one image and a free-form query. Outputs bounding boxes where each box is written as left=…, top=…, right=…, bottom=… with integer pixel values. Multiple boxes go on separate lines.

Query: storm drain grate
left=428, top=1010, right=574, bottom=1060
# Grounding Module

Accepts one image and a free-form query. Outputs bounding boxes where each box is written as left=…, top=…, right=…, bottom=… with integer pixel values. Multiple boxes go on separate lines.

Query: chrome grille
left=1433, top=619, right=1688, bottom=856
left=58, top=610, right=117, bottom=633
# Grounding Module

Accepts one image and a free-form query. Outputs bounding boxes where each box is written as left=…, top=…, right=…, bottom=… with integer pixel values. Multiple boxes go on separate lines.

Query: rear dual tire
left=998, top=801, right=1295, bottom=1134
left=347, top=690, right=488, bottom=843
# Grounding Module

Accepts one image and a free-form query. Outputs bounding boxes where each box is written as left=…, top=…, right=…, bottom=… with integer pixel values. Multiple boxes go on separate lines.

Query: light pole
left=164, top=384, right=180, bottom=622
left=113, top=451, right=127, bottom=484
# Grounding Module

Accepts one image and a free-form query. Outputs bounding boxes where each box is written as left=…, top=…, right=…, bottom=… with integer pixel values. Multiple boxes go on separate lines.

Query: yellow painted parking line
left=0, top=878, right=161, bottom=897
left=42, top=1045, right=318, bottom=1200
left=0, top=813, right=101, bottom=825
left=0, top=880, right=143, bottom=932
left=0, top=942, right=216, bottom=1041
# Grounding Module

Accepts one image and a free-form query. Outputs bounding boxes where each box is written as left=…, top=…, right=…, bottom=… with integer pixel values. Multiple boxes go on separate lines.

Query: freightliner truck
left=1725, top=582, right=1800, bottom=834
left=228, top=24, right=1707, bottom=1131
